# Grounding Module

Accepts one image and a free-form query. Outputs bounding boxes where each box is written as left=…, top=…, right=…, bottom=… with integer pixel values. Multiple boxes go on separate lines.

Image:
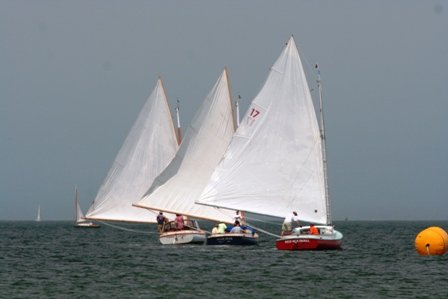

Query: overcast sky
left=1, top=1, right=447, bottom=221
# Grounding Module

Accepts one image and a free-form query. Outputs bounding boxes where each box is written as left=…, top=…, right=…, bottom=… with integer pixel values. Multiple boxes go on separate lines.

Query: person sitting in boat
left=162, top=220, right=174, bottom=233
left=217, top=222, right=227, bottom=234
left=309, top=224, right=319, bottom=235
left=211, top=224, right=219, bottom=234
left=175, top=214, right=184, bottom=230
left=230, top=221, right=245, bottom=234
left=282, top=211, right=300, bottom=235
left=241, top=225, right=256, bottom=236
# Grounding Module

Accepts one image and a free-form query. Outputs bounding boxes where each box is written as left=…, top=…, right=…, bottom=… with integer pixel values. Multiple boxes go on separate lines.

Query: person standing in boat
left=156, top=212, right=167, bottom=233
left=233, top=210, right=243, bottom=225
left=282, top=211, right=300, bottom=235
left=175, top=214, right=184, bottom=230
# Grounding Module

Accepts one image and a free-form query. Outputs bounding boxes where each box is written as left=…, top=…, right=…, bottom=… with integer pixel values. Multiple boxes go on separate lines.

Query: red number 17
left=249, top=108, right=260, bottom=118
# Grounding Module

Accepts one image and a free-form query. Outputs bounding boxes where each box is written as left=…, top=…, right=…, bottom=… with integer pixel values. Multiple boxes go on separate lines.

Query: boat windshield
left=293, top=226, right=334, bottom=235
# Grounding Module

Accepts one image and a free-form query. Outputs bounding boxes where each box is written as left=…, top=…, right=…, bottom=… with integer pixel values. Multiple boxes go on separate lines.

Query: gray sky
left=1, top=1, right=447, bottom=221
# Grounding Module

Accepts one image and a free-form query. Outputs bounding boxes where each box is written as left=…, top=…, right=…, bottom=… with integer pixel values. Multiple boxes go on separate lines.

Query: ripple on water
left=1, top=221, right=448, bottom=298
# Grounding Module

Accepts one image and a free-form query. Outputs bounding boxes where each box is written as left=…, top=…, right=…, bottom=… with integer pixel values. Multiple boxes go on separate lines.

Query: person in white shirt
left=233, top=210, right=244, bottom=225
left=282, top=211, right=300, bottom=234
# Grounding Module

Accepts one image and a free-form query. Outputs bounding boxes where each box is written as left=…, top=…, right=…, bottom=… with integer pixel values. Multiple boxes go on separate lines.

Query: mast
left=316, top=64, right=331, bottom=225
left=224, top=67, right=237, bottom=130
left=74, top=186, right=79, bottom=223
left=175, top=98, right=182, bottom=144
left=235, top=95, right=241, bottom=127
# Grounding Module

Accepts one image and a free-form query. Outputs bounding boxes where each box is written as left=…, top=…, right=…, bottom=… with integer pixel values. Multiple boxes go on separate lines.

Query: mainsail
left=135, top=69, right=236, bottom=223
left=197, top=37, right=328, bottom=224
left=86, top=79, right=179, bottom=223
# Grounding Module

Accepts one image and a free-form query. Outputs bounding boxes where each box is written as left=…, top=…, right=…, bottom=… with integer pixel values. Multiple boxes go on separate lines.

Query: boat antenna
left=235, top=95, right=241, bottom=127
left=316, top=64, right=332, bottom=225
left=175, top=98, right=182, bottom=144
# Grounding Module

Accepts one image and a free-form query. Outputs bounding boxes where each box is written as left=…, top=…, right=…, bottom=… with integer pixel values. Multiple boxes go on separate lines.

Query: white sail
left=135, top=69, right=236, bottom=223
left=74, top=187, right=85, bottom=223
left=36, top=205, right=41, bottom=222
left=86, top=79, right=179, bottom=223
left=197, top=37, right=328, bottom=224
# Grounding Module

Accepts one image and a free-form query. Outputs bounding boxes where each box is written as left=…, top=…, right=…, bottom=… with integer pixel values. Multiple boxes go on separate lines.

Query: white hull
left=74, top=221, right=100, bottom=228
left=159, top=230, right=206, bottom=245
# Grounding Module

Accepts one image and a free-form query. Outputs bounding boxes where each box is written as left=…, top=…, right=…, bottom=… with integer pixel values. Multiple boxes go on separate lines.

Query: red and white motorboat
left=276, top=225, right=342, bottom=250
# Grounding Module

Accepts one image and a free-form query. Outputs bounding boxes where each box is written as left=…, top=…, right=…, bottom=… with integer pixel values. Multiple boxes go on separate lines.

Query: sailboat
left=197, top=37, right=343, bottom=250
left=36, top=205, right=41, bottom=222
left=135, top=69, right=257, bottom=245
left=85, top=78, right=178, bottom=224
left=74, top=187, right=100, bottom=228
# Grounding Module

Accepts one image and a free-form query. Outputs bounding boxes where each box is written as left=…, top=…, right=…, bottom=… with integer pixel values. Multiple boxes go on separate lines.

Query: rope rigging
left=98, top=221, right=156, bottom=235
left=245, top=221, right=281, bottom=238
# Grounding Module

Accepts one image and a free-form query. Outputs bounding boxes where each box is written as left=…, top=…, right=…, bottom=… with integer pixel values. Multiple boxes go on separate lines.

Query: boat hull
left=276, top=228, right=343, bottom=250
left=276, top=237, right=341, bottom=250
left=159, top=230, right=206, bottom=245
left=206, top=233, right=259, bottom=246
left=74, top=222, right=100, bottom=228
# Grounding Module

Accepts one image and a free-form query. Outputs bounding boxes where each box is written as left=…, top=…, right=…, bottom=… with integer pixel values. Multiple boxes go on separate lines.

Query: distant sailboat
left=85, top=78, right=178, bottom=224
left=36, top=205, right=41, bottom=222
left=135, top=69, right=257, bottom=245
left=74, top=187, right=100, bottom=228
left=197, top=37, right=343, bottom=250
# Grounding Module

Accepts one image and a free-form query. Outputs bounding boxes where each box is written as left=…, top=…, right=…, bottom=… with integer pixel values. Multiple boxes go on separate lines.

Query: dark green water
left=1, top=221, right=447, bottom=298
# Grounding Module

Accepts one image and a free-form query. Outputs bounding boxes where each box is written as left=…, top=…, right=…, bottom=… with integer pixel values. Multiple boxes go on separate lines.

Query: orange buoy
left=415, top=227, right=448, bottom=256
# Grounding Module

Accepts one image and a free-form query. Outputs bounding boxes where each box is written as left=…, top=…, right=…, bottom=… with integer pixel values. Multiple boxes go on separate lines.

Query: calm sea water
left=1, top=220, right=447, bottom=298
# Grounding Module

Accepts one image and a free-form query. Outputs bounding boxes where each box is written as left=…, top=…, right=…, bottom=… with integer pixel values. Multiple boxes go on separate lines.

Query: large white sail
left=197, top=37, right=328, bottom=224
left=86, top=79, right=179, bottom=223
left=135, top=69, right=236, bottom=223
